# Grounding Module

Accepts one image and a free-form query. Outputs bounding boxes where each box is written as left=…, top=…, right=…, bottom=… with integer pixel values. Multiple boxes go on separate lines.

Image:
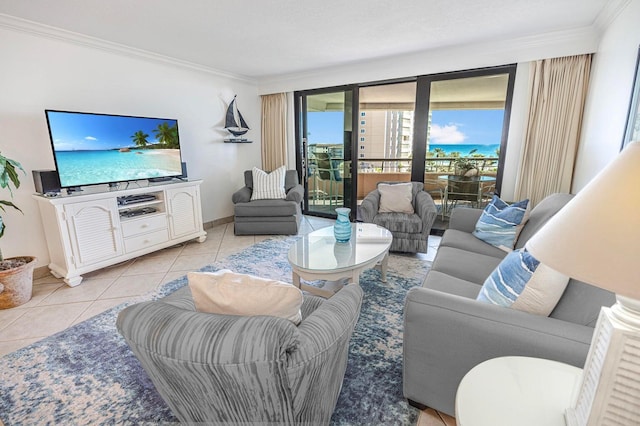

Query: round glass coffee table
left=288, top=223, right=392, bottom=298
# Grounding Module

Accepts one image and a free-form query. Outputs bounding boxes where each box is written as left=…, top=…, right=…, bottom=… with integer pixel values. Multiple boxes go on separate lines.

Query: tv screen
left=44, top=110, right=183, bottom=188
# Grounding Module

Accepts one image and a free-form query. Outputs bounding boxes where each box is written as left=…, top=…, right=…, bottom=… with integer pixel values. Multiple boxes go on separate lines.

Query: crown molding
left=258, top=26, right=600, bottom=94
left=0, top=13, right=256, bottom=84
left=593, top=0, right=631, bottom=33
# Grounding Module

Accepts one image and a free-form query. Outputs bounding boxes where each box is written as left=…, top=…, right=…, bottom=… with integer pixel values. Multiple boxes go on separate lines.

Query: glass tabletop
left=438, top=175, right=496, bottom=182
left=288, top=223, right=392, bottom=272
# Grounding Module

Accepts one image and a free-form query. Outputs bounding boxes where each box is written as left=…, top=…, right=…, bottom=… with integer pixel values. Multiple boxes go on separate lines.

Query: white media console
left=33, top=179, right=207, bottom=287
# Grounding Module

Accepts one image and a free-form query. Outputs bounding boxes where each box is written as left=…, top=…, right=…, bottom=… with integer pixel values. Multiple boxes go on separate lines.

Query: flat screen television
left=44, top=110, right=184, bottom=189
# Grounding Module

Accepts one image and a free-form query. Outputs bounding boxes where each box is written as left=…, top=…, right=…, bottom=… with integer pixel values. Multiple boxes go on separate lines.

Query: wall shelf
left=224, top=139, right=253, bottom=143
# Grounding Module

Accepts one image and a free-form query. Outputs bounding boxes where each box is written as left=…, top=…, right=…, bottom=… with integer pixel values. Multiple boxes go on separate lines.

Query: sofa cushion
left=378, top=182, right=414, bottom=214
left=473, top=196, right=530, bottom=252
left=188, top=269, right=303, bottom=324
left=477, top=248, right=570, bottom=316
left=373, top=212, right=423, bottom=234
left=234, top=199, right=299, bottom=217
left=431, top=246, right=503, bottom=285
left=423, top=270, right=482, bottom=299
left=250, top=166, right=287, bottom=200
left=439, top=229, right=507, bottom=259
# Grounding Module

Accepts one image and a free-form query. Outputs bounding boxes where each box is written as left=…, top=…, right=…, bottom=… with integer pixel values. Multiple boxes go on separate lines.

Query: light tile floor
left=0, top=215, right=445, bottom=420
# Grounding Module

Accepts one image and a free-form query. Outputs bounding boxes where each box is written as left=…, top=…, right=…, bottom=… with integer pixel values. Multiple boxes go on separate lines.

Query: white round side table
left=455, top=356, right=583, bottom=426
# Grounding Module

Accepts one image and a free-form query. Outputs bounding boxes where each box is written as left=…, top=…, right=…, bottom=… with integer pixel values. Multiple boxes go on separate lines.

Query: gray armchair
left=232, top=169, right=303, bottom=235
left=117, top=283, right=363, bottom=424
left=360, top=181, right=438, bottom=253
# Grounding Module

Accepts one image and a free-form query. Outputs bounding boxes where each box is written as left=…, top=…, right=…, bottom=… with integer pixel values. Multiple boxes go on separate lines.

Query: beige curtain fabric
left=260, top=93, right=287, bottom=171
left=515, top=54, right=592, bottom=206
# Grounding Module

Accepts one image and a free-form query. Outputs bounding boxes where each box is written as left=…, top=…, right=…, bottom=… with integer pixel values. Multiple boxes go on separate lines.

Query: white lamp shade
left=526, top=141, right=640, bottom=299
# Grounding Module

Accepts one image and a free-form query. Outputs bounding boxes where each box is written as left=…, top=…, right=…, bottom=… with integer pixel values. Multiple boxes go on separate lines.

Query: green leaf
left=0, top=200, right=22, bottom=213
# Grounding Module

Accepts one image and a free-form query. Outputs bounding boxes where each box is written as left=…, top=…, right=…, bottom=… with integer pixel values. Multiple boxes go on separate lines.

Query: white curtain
left=515, top=54, right=592, bottom=205
left=260, top=93, right=287, bottom=171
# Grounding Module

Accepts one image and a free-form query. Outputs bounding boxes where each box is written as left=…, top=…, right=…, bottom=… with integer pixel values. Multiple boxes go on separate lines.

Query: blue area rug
left=0, top=237, right=431, bottom=425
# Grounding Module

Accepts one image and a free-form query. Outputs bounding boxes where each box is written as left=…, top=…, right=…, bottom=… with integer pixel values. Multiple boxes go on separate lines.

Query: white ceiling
left=0, top=0, right=616, bottom=80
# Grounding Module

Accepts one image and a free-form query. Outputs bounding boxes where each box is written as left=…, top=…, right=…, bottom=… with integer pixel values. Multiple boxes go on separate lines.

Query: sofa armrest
left=285, top=184, right=304, bottom=203
left=360, top=190, right=380, bottom=223
left=232, top=186, right=252, bottom=204
left=448, top=207, right=483, bottom=233
left=403, top=286, right=594, bottom=416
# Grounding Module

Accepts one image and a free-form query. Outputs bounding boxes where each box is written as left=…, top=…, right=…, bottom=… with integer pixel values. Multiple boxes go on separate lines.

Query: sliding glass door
left=295, top=87, right=355, bottom=218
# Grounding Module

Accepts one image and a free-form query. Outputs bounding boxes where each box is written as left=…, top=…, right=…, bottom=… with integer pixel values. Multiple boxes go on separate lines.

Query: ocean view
left=55, top=149, right=182, bottom=187
left=428, top=144, right=500, bottom=157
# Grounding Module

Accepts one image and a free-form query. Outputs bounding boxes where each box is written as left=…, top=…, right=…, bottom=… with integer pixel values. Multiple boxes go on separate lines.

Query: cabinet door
left=65, top=199, right=123, bottom=267
left=166, top=186, right=202, bottom=238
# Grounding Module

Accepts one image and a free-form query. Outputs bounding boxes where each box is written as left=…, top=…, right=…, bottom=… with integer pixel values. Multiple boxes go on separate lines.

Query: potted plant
left=454, top=157, right=478, bottom=177
left=0, top=151, right=36, bottom=309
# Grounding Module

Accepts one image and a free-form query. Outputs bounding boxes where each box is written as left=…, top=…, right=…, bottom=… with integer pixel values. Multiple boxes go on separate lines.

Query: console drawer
left=124, top=229, right=169, bottom=253
left=121, top=214, right=168, bottom=238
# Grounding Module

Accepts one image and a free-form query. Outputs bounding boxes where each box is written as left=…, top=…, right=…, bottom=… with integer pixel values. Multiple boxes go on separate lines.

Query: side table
left=455, top=356, right=582, bottom=426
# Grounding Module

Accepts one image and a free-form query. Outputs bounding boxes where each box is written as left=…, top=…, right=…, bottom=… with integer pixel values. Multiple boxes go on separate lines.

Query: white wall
left=0, top=26, right=261, bottom=268
left=573, top=0, right=640, bottom=191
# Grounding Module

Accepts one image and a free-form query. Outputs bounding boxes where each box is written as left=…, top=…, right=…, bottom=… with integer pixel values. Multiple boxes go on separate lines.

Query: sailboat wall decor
left=224, top=95, right=252, bottom=143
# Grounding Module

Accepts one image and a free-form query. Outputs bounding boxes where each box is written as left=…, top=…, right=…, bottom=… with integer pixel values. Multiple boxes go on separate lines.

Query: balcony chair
left=360, top=181, right=438, bottom=253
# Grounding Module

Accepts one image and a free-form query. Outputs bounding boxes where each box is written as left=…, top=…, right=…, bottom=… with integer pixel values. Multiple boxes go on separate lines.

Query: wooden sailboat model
left=224, top=95, right=251, bottom=142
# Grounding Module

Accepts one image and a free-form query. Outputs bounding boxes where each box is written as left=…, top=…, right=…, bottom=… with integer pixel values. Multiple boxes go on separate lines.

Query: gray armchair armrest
left=288, top=284, right=364, bottom=422
left=414, top=191, right=437, bottom=234
left=403, top=286, right=594, bottom=416
left=448, top=207, right=483, bottom=233
left=285, top=183, right=304, bottom=203
left=359, top=190, right=380, bottom=223
left=232, top=186, right=252, bottom=204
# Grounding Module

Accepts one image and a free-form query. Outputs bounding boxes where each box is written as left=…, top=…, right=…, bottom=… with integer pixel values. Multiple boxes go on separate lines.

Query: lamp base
left=564, top=297, right=640, bottom=426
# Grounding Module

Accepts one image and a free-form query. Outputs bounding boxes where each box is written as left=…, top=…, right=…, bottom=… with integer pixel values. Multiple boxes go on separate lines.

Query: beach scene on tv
left=46, top=111, right=183, bottom=188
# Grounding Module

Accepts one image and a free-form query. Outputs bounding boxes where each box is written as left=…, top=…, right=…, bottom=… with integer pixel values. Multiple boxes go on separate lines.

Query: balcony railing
left=357, top=156, right=499, bottom=174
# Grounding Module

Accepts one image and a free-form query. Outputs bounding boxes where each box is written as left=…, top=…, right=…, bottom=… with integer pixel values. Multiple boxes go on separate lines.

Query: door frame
left=294, top=85, right=358, bottom=219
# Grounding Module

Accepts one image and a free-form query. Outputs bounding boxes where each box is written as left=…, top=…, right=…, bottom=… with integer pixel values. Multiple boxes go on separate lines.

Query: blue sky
left=46, top=111, right=177, bottom=151
left=307, top=109, right=504, bottom=145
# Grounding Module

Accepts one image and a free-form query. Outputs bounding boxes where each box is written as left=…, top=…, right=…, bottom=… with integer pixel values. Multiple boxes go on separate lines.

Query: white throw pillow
left=378, top=182, right=414, bottom=214
left=477, top=248, right=569, bottom=316
left=250, top=166, right=287, bottom=200
left=188, top=269, right=303, bottom=324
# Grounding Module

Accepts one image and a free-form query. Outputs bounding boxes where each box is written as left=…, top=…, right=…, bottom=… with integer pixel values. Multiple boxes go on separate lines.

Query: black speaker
left=180, top=162, right=188, bottom=179
left=33, top=170, right=61, bottom=195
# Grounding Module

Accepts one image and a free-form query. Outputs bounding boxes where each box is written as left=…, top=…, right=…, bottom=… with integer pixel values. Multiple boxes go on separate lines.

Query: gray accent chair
left=117, top=283, right=363, bottom=424
left=360, top=181, right=438, bottom=253
left=232, top=169, right=303, bottom=235
left=402, top=193, right=616, bottom=416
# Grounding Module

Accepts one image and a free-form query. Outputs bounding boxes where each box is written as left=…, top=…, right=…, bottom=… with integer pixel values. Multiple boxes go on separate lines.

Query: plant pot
left=0, top=256, right=36, bottom=309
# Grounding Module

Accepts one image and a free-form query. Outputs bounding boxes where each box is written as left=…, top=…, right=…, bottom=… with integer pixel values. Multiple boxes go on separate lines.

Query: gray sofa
left=403, top=193, right=616, bottom=416
left=232, top=169, right=303, bottom=235
left=117, top=283, right=363, bottom=424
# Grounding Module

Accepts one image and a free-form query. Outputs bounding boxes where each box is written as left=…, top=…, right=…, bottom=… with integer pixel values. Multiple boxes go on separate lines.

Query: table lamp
left=526, top=141, right=640, bottom=425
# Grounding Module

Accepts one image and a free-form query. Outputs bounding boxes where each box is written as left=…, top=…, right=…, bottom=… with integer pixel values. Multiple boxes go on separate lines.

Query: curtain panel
left=260, top=93, right=287, bottom=171
left=515, top=54, right=592, bottom=206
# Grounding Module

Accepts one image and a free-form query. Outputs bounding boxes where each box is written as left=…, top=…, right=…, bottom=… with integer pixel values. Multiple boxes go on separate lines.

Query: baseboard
left=203, top=216, right=233, bottom=229
left=33, top=265, right=52, bottom=280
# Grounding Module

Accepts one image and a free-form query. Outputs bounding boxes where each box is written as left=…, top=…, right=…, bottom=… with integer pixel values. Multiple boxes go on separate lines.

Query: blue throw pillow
left=473, top=195, right=530, bottom=251
left=477, top=248, right=569, bottom=316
